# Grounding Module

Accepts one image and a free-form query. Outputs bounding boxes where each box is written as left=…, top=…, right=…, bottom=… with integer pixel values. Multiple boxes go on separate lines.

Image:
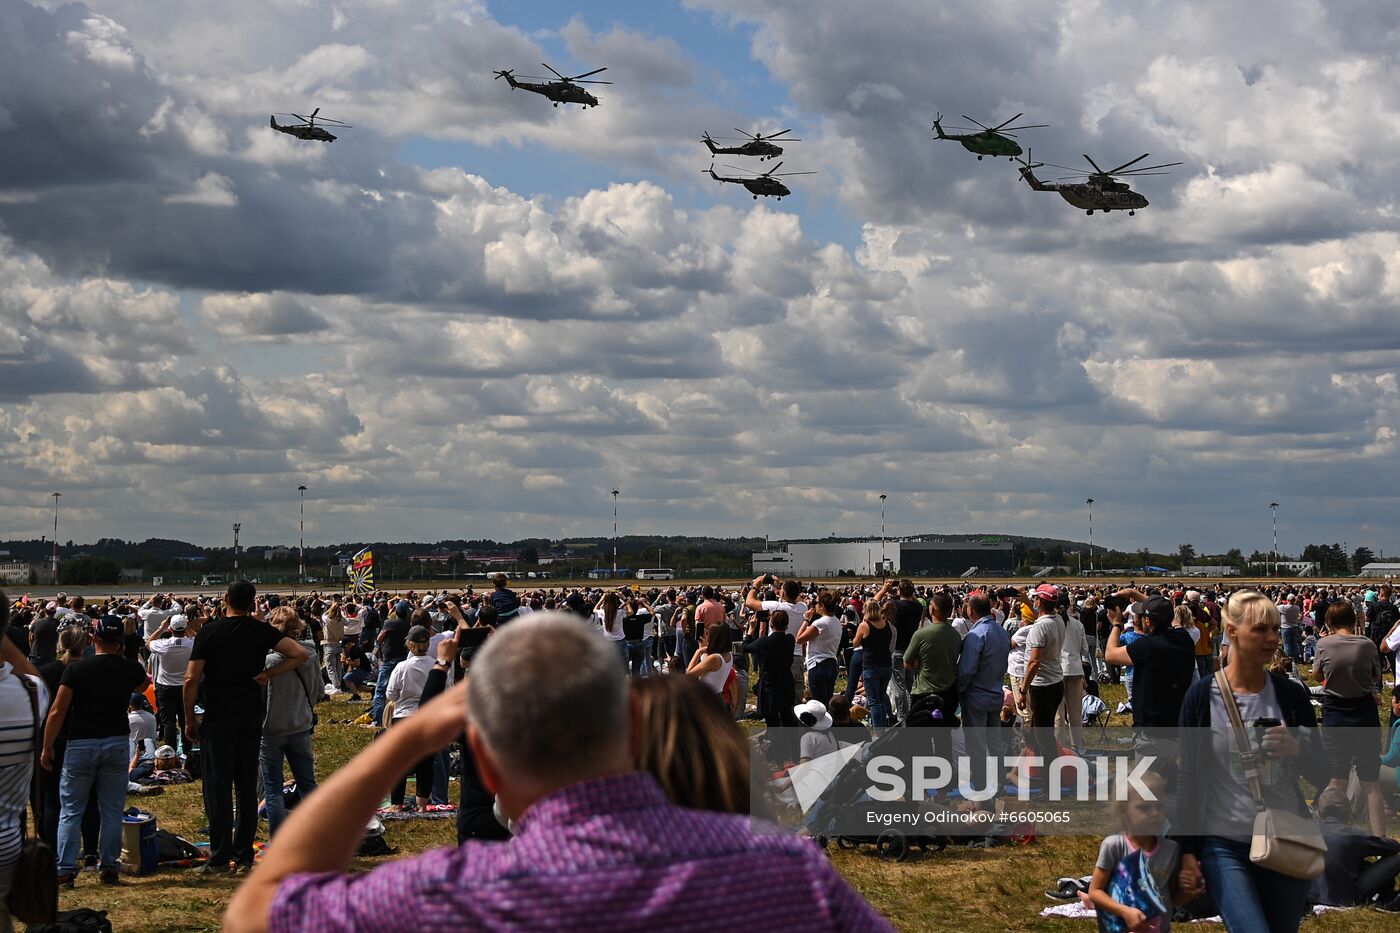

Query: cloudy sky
left=2, top=0, right=1398, bottom=556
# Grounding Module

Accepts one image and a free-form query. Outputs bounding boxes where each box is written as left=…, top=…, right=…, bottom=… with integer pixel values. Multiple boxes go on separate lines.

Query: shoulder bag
left=1213, top=670, right=1326, bottom=880
left=9, top=675, right=58, bottom=924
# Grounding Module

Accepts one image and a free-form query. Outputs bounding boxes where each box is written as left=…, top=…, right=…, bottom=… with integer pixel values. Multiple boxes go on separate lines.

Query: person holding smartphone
left=1175, top=591, right=1322, bottom=933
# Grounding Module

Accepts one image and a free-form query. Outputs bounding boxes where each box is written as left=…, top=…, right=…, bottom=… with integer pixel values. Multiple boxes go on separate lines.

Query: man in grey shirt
left=1278, top=595, right=1302, bottom=661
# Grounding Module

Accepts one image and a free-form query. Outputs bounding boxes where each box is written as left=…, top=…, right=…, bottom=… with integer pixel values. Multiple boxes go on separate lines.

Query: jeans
left=1281, top=626, right=1301, bottom=662
left=961, top=706, right=1004, bottom=804
left=201, top=717, right=263, bottom=866
left=641, top=636, right=655, bottom=675
left=41, top=742, right=98, bottom=853
left=343, top=666, right=371, bottom=695
left=1195, top=654, right=1212, bottom=679
left=323, top=643, right=343, bottom=690
left=259, top=729, right=318, bottom=837
left=369, top=658, right=400, bottom=724
left=674, top=630, right=696, bottom=667
left=1084, top=636, right=1100, bottom=680
left=732, top=666, right=750, bottom=718
left=806, top=658, right=838, bottom=705
left=56, top=736, right=128, bottom=875
left=1200, top=836, right=1309, bottom=933
left=862, top=665, right=893, bottom=727
left=431, top=749, right=451, bottom=806
left=843, top=648, right=864, bottom=703
left=154, top=683, right=185, bottom=751
left=888, top=652, right=911, bottom=723
left=625, top=641, right=649, bottom=678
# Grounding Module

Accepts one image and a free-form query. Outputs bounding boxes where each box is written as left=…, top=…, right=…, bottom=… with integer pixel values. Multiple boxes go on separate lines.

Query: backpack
left=25, top=909, right=113, bottom=933
left=154, top=829, right=203, bottom=864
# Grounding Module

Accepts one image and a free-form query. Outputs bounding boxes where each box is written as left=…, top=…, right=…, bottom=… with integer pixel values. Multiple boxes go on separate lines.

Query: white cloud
left=164, top=172, right=237, bottom=206
left=1, top=0, right=1399, bottom=554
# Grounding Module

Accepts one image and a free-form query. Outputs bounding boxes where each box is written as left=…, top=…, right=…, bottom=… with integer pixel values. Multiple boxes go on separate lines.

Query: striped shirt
left=271, top=772, right=892, bottom=932
left=0, top=664, right=49, bottom=870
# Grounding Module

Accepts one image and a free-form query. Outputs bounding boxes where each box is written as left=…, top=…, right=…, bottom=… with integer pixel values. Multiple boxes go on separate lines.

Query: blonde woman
left=1176, top=591, right=1319, bottom=933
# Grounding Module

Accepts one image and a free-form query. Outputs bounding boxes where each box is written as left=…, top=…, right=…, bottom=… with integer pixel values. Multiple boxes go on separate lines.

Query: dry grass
left=61, top=679, right=1397, bottom=932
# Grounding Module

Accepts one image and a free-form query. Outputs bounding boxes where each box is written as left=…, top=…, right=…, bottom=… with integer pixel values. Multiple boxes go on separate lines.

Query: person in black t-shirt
left=41, top=615, right=148, bottom=885
left=1104, top=593, right=1195, bottom=754
left=184, top=581, right=309, bottom=874
left=28, top=610, right=59, bottom=667
left=370, top=602, right=413, bottom=725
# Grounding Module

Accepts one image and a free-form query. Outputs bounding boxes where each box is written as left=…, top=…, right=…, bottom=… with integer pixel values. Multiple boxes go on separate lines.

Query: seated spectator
left=226, top=612, right=892, bottom=933
left=631, top=676, right=749, bottom=815
left=795, top=699, right=839, bottom=763
left=127, top=693, right=158, bottom=784
left=1311, top=787, right=1400, bottom=909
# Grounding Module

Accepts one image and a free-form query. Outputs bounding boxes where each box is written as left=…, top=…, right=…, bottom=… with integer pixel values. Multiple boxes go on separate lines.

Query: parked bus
left=635, top=568, right=675, bottom=580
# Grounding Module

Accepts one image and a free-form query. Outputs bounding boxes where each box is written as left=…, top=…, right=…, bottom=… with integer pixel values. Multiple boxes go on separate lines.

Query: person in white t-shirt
left=592, top=592, right=628, bottom=669
left=796, top=591, right=844, bottom=705
left=745, top=576, right=809, bottom=689
left=1021, top=584, right=1066, bottom=765
left=0, top=598, right=49, bottom=929
left=1056, top=607, right=1089, bottom=751
left=145, top=615, right=194, bottom=750
left=138, top=595, right=182, bottom=639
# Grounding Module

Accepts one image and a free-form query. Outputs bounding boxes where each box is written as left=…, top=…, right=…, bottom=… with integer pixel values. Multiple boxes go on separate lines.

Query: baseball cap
left=45, top=601, right=57, bottom=611
left=1185, top=590, right=1201, bottom=602
left=1143, top=595, right=1174, bottom=627
left=169, top=615, right=188, bottom=631
left=394, top=599, right=412, bottom=616
left=95, top=615, right=124, bottom=640
left=406, top=625, right=431, bottom=644
left=1031, top=583, right=1059, bottom=601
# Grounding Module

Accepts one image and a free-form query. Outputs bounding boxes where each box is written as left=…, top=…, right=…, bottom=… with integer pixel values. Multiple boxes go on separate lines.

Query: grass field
left=59, top=674, right=1397, bottom=932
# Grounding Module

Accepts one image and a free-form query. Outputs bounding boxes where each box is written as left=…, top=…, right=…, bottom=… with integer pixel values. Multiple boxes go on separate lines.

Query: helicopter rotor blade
left=310, top=107, right=320, bottom=121
left=759, top=128, right=793, bottom=140
left=734, top=128, right=757, bottom=139
left=961, top=115, right=993, bottom=131
left=762, top=161, right=783, bottom=176
left=573, top=80, right=612, bottom=84
left=570, top=66, right=608, bottom=80
left=1082, top=154, right=1107, bottom=175
left=770, top=171, right=818, bottom=176
left=997, top=123, right=1048, bottom=132
left=721, top=163, right=756, bottom=174
left=1115, top=161, right=1183, bottom=175
left=541, top=62, right=567, bottom=81
left=1106, top=153, right=1151, bottom=175
left=989, top=112, right=1023, bottom=132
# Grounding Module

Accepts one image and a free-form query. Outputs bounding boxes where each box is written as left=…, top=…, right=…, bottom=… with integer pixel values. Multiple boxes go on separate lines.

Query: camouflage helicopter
left=701, top=128, right=800, bottom=161
left=1015, top=150, right=1182, bottom=215
left=703, top=162, right=816, bottom=201
left=493, top=63, right=611, bottom=108
left=269, top=108, right=351, bottom=142
left=932, top=112, right=1046, bottom=160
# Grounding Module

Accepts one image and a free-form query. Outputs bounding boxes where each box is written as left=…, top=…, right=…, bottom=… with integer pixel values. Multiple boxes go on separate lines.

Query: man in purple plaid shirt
left=226, top=613, right=891, bottom=932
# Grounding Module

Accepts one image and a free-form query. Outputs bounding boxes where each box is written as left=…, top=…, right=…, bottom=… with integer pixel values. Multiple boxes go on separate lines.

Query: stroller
left=803, top=695, right=953, bottom=862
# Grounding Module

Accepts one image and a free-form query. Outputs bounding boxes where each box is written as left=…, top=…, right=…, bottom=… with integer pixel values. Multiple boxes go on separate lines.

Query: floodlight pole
left=51, top=492, right=61, bottom=581
left=298, top=485, right=307, bottom=583
left=1269, top=502, right=1280, bottom=577
left=611, top=489, right=619, bottom=578
left=233, top=523, right=241, bottom=578
left=1086, top=498, right=1094, bottom=575
left=879, top=494, right=887, bottom=572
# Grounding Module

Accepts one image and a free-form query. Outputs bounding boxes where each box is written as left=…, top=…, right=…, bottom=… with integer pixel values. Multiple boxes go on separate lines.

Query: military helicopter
left=932, top=112, right=1046, bottom=160
left=269, top=108, right=351, bottom=142
left=493, top=63, right=611, bottom=108
left=703, top=162, right=816, bottom=201
left=701, top=128, right=800, bottom=161
left=1015, top=150, right=1182, bottom=215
